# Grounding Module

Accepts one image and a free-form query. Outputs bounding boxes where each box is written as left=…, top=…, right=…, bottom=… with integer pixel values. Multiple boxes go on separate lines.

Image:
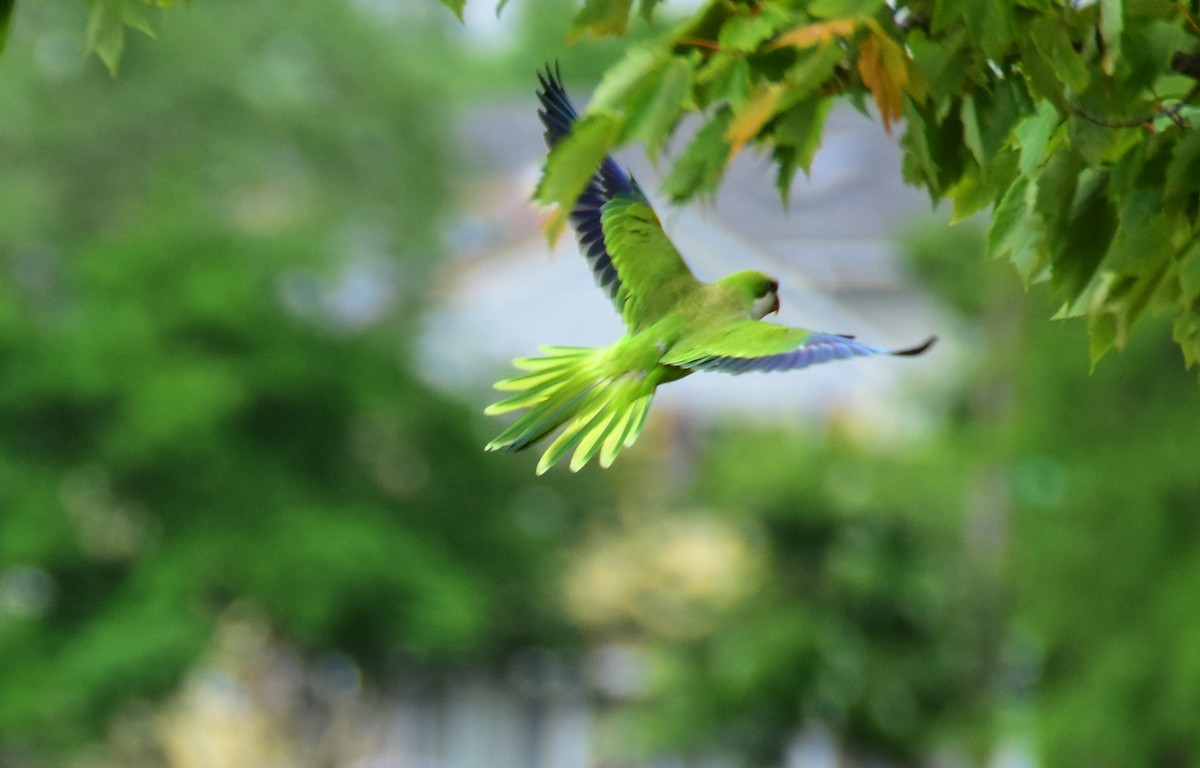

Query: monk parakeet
left=486, top=65, right=935, bottom=474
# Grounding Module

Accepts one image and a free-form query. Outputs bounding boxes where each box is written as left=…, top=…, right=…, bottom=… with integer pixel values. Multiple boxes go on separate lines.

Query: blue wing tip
left=540, top=60, right=561, bottom=92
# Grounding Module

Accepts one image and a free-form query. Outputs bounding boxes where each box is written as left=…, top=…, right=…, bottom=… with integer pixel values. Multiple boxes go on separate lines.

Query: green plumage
left=484, top=68, right=935, bottom=474
left=600, top=196, right=698, bottom=329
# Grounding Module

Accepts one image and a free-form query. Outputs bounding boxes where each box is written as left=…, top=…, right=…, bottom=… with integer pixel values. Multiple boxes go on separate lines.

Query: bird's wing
left=537, top=65, right=698, bottom=330
left=662, top=319, right=936, bottom=374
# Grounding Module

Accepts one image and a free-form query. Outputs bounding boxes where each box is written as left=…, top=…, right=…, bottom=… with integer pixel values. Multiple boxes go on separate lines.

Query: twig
left=676, top=37, right=723, bottom=52
left=1071, top=82, right=1200, bottom=130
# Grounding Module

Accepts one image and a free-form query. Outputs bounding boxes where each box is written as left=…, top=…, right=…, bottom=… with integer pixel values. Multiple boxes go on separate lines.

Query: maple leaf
left=770, top=18, right=860, bottom=50
left=726, top=84, right=783, bottom=155
left=857, top=28, right=907, bottom=134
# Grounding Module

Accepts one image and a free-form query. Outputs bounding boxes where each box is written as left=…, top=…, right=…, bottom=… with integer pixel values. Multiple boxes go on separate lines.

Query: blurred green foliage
left=0, top=0, right=587, bottom=752
left=912, top=218, right=1200, bottom=765
left=1006, top=305, right=1200, bottom=766
left=631, top=431, right=994, bottom=764
left=1, top=1, right=1198, bottom=765
left=612, top=218, right=1200, bottom=765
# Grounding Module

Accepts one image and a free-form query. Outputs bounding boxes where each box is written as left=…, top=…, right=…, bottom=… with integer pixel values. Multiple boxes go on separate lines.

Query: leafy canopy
left=441, top=0, right=1200, bottom=373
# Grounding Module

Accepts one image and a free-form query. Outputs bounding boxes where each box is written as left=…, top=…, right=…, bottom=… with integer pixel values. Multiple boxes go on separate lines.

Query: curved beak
left=772, top=293, right=781, bottom=315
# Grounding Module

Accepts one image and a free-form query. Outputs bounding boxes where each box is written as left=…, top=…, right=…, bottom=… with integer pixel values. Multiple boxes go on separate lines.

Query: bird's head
left=727, top=270, right=781, bottom=319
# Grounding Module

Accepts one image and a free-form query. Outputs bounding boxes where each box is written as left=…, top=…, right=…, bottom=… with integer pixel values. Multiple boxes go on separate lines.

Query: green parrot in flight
left=486, top=65, right=935, bottom=475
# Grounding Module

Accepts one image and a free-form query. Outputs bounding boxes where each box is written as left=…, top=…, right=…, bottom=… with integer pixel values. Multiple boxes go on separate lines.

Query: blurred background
left=1, top=1, right=1199, bottom=766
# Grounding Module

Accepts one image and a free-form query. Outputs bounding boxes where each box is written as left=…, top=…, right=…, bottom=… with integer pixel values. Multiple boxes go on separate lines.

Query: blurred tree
left=0, top=0, right=586, bottom=755
left=445, top=0, right=1200, bottom=376
left=599, top=424, right=998, bottom=766
left=1002, top=294, right=1200, bottom=767
left=912, top=216, right=1200, bottom=767
left=603, top=218, right=1200, bottom=766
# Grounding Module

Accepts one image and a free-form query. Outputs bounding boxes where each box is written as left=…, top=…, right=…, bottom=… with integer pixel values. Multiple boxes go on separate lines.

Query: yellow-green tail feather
left=485, top=346, right=654, bottom=474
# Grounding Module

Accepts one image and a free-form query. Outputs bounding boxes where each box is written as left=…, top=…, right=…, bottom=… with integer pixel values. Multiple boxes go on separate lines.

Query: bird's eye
left=758, top=279, right=778, bottom=298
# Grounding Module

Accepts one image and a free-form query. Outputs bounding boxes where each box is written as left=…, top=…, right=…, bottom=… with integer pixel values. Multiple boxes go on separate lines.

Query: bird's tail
left=485, top=345, right=654, bottom=474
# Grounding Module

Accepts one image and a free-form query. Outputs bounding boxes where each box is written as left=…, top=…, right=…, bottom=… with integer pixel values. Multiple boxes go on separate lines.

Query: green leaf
left=1106, top=137, right=1147, bottom=201
left=960, top=96, right=985, bottom=167
left=1123, top=20, right=1186, bottom=92
left=534, top=112, right=623, bottom=240
left=1089, top=309, right=1118, bottom=367
left=585, top=50, right=691, bottom=157
left=784, top=37, right=846, bottom=97
left=1121, top=258, right=1170, bottom=335
left=1014, top=101, right=1061, bottom=178
left=1166, top=129, right=1200, bottom=199
left=960, top=79, right=1025, bottom=175
left=437, top=0, right=466, bottom=21
left=989, top=175, right=1041, bottom=279
left=591, top=48, right=661, bottom=112
left=627, top=57, right=694, bottom=159
left=637, top=0, right=665, bottom=22
left=808, top=0, right=883, bottom=18
left=662, top=108, right=733, bottom=201
left=947, top=164, right=996, bottom=222
left=772, top=97, right=833, bottom=203
left=962, top=0, right=1013, bottom=61
left=672, top=0, right=738, bottom=45
left=901, top=99, right=967, bottom=198
left=1053, top=169, right=1116, bottom=300
left=717, top=11, right=777, bottom=52
left=1015, top=35, right=1068, bottom=113
left=1030, top=14, right=1088, bottom=94
left=85, top=0, right=156, bottom=75
left=1098, top=207, right=1184, bottom=349
left=900, top=101, right=936, bottom=191
left=1178, top=239, right=1200, bottom=304
left=569, top=0, right=634, bottom=41
left=1098, top=0, right=1122, bottom=76
left=0, top=0, right=15, bottom=56
left=1068, top=113, right=1121, bottom=167
left=907, top=27, right=969, bottom=99
left=1173, top=309, right=1200, bottom=369
left=1110, top=188, right=1164, bottom=258
left=695, top=54, right=751, bottom=107
left=1035, top=143, right=1084, bottom=251
left=930, top=0, right=963, bottom=35
left=774, top=97, right=832, bottom=172
left=593, top=52, right=693, bottom=160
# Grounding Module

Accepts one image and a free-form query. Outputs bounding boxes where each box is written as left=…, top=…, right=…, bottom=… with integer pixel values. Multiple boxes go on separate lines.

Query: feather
left=486, top=344, right=657, bottom=473
left=671, top=328, right=937, bottom=375
left=536, top=65, right=701, bottom=327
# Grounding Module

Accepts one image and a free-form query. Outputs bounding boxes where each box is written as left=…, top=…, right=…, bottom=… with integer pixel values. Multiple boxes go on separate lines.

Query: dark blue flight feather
left=536, top=64, right=643, bottom=305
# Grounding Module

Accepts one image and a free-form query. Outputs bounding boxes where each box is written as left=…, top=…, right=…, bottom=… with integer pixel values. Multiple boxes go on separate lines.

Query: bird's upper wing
left=537, top=65, right=698, bottom=330
left=662, top=319, right=936, bottom=374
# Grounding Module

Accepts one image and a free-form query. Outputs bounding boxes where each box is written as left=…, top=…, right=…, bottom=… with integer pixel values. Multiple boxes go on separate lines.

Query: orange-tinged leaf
left=857, top=30, right=907, bottom=133
left=726, top=84, right=783, bottom=154
left=770, top=18, right=859, bottom=50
